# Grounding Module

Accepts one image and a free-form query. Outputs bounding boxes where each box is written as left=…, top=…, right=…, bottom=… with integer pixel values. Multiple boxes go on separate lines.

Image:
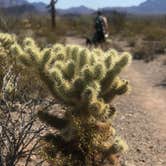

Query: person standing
left=94, top=11, right=109, bottom=44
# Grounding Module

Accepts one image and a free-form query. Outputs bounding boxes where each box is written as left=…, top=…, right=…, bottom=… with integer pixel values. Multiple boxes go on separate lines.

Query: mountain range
left=58, top=6, right=95, bottom=15
left=103, top=0, right=166, bottom=14
left=0, top=0, right=166, bottom=15
left=0, top=0, right=28, bottom=7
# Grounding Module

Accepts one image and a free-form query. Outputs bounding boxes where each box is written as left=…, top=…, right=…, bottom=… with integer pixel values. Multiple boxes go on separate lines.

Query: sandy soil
left=114, top=57, right=166, bottom=166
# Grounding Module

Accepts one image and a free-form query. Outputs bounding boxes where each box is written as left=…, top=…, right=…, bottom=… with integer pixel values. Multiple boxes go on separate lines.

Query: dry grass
left=0, top=11, right=166, bottom=62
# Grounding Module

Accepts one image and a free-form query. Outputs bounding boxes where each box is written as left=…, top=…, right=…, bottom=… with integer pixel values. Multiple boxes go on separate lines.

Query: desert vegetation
left=0, top=32, right=132, bottom=165
left=0, top=11, right=165, bottom=61
left=0, top=6, right=166, bottom=166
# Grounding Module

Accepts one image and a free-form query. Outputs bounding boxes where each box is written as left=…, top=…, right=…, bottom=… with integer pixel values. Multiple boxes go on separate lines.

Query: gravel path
left=114, top=57, right=166, bottom=166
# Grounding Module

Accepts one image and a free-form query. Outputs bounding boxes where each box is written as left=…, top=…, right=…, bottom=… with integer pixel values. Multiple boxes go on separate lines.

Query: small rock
left=136, top=148, right=141, bottom=153
left=123, top=161, right=136, bottom=166
left=140, top=159, right=146, bottom=163
left=149, top=145, right=154, bottom=149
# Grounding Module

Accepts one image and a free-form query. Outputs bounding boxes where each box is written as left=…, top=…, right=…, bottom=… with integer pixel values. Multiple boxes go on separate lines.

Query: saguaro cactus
left=0, top=33, right=132, bottom=165
left=47, top=0, right=58, bottom=28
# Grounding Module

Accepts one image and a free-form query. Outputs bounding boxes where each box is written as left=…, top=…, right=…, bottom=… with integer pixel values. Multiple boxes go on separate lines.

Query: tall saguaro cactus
left=0, top=33, right=132, bottom=165
left=48, top=0, right=58, bottom=28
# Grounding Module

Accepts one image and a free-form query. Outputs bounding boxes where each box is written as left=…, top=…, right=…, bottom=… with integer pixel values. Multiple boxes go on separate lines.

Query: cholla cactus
left=0, top=33, right=132, bottom=165
left=0, top=33, right=15, bottom=49
left=0, top=33, right=18, bottom=98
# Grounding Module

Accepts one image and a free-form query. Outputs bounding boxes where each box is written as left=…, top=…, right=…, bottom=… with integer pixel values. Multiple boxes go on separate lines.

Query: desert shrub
left=132, top=40, right=166, bottom=62
left=153, top=40, right=166, bottom=54
left=119, top=15, right=166, bottom=42
left=0, top=33, right=50, bottom=101
left=143, top=27, right=166, bottom=41
left=0, top=33, right=15, bottom=93
left=132, top=42, right=155, bottom=62
left=1, top=10, right=166, bottom=44
left=57, top=15, right=94, bottom=37
left=0, top=13, right=19, bottom=32
left=0, top=99, right=46, bottom=166
left=0, top=58, right=47, bottom=166
left=0, top=33, right=132, bottom=166
left=108, top=11, right=127, bottom=34
left=124, top=21, right=144, bottom=36
left=133, top=46, right=149, bottom=61
left=17, top=14, right=93, bottom=40
left=127, top=37, right=137, bottom=47
left=29, top=16, right=67, bottom=45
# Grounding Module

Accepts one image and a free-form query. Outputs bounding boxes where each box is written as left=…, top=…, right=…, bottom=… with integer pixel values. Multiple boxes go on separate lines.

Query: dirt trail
left=114, top=58, right=166, bottom=166
left=65, top=37, right=166, bottom=165
left=123, top=61, right=166, bottom=140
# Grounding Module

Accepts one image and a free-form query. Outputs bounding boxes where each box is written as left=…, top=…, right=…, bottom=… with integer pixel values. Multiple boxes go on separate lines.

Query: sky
left=28, top=0, right=146, bottom=9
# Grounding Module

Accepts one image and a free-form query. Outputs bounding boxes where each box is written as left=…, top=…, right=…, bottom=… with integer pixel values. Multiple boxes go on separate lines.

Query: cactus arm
left=38, top=111, right=69, bottom=130
left=101, top=53, right=131, bottom=96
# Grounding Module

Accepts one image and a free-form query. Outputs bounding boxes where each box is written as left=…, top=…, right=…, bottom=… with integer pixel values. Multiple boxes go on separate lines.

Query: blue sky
left=28, top=0, right=146, bottom=9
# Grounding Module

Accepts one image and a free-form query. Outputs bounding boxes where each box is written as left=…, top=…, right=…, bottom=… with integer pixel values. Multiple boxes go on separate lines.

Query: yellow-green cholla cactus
left=0, top=33, right=131, bottom=165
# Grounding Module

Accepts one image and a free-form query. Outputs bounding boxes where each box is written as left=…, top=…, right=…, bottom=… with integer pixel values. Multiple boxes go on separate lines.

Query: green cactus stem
left=0, top=33, right=132, bottom=165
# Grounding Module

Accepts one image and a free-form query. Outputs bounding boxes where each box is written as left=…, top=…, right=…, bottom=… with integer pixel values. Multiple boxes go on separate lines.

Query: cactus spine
left=0, top=33, right=132, bottom=165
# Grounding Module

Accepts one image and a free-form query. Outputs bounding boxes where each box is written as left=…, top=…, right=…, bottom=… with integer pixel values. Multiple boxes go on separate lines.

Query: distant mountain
left=0, top=0, right=28, bottom=8
left=0, top=0, right=166, bottom=15
left=58, top=5, right=95, bottom=15
left=58, top=0, right=166, bottom=15
left=31, top=2, right=47, bottom=12
left=136, top=0, right=166, bottom=14
left=0, top=0, right=47, bottom=13
left=1, top=4, right=37, bottom=15
left=103, top=0, right=166, bottom=14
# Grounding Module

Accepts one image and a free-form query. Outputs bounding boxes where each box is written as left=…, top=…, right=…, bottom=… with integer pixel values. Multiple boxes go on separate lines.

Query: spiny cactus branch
left=0, top=33, right=132, bottom=165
